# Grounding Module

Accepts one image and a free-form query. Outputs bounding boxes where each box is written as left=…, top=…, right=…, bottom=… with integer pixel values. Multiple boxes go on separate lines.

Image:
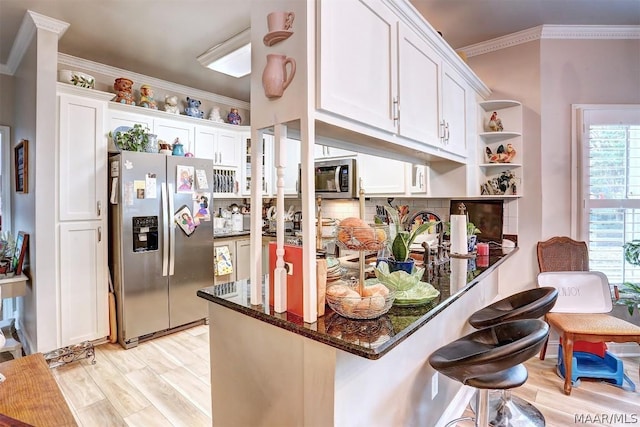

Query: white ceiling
left=1, top=0, right=639, bottom=103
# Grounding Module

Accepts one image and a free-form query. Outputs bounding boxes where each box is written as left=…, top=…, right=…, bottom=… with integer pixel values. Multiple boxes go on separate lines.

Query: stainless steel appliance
left=108, top=151, right=213, bottom=348
left=303, top=158, right=357, bottom=198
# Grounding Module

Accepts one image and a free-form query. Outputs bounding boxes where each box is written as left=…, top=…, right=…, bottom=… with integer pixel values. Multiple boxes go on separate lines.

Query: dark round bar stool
left=429, top=319, right=550, bottom=427
left=467, top=287, right=558, bottom=427
left=469, top=287, right=558, bottom=328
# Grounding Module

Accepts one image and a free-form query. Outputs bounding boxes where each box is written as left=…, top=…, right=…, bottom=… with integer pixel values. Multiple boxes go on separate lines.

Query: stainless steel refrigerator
left=109, top=151, right=213, bottom=348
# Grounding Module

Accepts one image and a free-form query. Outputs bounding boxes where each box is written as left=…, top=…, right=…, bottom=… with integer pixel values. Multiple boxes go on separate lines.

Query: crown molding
left=58, top=53, right=251, bottom=110
left=461, top=25, right=640, bottom=58
left=3, top=10, right=69, bottom=75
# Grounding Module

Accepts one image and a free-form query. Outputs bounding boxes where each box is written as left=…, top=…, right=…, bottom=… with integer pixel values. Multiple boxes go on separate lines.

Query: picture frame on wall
left=12, top=231, right=29, bottom=275
left=14, top=139, right=28, bottom=193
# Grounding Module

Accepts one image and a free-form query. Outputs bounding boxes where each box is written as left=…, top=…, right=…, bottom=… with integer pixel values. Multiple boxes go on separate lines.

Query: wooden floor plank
left=53, top=361, right=105, bottom=410
left=75, top=399, right=128, bottom=427
left=93, top=343, right=147, bottom=375
left=123, top=406, right=174, bottom=427
left=82, top=354, right=151, bottom=418
left=125, top=366, right=210, bottom=427
left=160, top=366, right=212, bottom=417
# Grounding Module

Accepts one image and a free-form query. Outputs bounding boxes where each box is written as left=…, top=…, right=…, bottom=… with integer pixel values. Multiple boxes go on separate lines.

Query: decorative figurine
left=227, top=108, right=242, bottom=125
left=164, top=95, right=180, bottom=114
left=486, top=143, right=516, bottom=163
left=209, top=106, right=224, bottom=122
left=138, top=84, right=158, bottom=109
left=112, top=77, right=135, bottom=105
left=185, top=97, right=204, bottom=118
left=488, top=111, right=503, bottom=132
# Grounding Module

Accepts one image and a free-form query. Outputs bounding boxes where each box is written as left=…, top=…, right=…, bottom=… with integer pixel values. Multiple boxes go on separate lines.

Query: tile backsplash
left=212, top=197, right=518, bottom=237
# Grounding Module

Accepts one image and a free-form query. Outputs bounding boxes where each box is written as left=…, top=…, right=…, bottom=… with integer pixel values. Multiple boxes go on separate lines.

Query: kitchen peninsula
left=198, top=247, right=516, bottom=426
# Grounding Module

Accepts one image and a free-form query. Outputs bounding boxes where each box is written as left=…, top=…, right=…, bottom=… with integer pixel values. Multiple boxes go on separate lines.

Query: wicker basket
left=326, top=290, right=395, bottom=320
left=335, top=224, right=388, bottom=251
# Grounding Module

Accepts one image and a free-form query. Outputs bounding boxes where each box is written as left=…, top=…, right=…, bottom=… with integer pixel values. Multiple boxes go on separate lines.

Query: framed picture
left=12, top=231, right=29, bottom=275
left=14, top=139, right=28, bottom=193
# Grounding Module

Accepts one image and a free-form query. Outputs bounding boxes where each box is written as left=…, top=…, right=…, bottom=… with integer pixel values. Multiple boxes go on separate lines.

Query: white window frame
left=573, top=105, right=640, bottom=285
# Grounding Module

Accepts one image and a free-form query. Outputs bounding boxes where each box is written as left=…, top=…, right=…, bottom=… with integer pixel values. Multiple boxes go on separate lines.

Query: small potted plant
left=619, top=240, right=640, bottom=316
left=109, top=124, right=156, bottom=152
left=380, top=206, right=439, bottom=273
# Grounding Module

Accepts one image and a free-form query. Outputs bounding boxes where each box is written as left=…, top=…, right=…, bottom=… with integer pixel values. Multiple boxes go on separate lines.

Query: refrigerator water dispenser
left=133, top=216, right=159, bottom=252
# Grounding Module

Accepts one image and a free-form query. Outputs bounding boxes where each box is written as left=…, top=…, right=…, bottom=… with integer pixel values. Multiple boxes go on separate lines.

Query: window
left=577, top=107, right=640, bottom=286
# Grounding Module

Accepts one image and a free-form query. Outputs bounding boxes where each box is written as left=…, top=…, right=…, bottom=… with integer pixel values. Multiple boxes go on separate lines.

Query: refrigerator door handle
left=161, top=182, right=169, bottom=276
left=168, top=183, right=176, bottom=276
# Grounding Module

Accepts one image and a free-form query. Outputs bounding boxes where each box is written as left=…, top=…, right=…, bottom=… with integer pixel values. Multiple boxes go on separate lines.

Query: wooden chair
left=537, top=270, right=640, bottom=395
left=537, top=236, right=591, bottom=360
left=537, top=236, right=589, bottom=273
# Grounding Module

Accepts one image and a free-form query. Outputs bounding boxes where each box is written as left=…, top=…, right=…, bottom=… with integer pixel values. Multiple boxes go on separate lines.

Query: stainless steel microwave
left=300, top=158, right=357, bottom=198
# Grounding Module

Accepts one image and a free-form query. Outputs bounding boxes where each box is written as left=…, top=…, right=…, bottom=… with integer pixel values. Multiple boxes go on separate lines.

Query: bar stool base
left=471, top=390, right=545, bottom=427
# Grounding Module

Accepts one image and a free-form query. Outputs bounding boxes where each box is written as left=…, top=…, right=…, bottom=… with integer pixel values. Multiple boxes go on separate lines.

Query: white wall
left=13, top=17, right=62, bottom=353
left=467, top=36, right=640, bottom=296
left=540, top=39, right=640, bottom=236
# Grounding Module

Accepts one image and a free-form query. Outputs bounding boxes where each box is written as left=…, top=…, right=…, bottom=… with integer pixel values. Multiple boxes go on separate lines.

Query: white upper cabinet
left=58, top=92, right=108, bottom=221
left=108, top=109, right=154, bottom=134
left=440, top=63, right=468, bottom=156
left=314, top=144, right=355, bottom=159
left=154, top=118, right=195, bottom=151
left=317, top=0, right=473, bottom=161
left=358, top=153, right=406, bottom=195
left=216, top=129, right=242, bottom=167
left=397, top=23, right=440, bottom=144
left=194, top=125, right=218, bottom=161
left=318, top=0, right=397, bottom=133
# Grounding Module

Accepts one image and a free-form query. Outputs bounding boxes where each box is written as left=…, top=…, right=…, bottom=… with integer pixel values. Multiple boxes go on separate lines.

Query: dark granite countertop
left=198, top=247, right=517, bottom=359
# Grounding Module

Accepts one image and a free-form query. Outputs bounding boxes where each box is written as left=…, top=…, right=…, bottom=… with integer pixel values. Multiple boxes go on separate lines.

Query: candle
left=477, top=242, right=489, bottom=256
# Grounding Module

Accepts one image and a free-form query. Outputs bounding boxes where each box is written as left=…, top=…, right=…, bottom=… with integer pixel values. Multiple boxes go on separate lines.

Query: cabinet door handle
left=445, top=122, right=450, bottom=143
left=97, top=201, right=102, bottom=217
left=98, top=226, right=102, bottom=242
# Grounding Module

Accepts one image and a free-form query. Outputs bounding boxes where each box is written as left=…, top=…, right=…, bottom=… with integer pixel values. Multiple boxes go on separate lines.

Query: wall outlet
left=431, top=372, right=438, bottom=399
left=284, top=262, right=294, bottom=276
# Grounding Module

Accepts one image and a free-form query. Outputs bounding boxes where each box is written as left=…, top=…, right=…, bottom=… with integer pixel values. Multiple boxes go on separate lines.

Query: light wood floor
left=3, top=326, right=639, bottom=426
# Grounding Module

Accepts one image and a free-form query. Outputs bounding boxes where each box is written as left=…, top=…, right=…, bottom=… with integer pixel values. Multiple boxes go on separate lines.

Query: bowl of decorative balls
left=336, top=217, right=388, bottom=251
left=325, top=281, right=395, bottom=320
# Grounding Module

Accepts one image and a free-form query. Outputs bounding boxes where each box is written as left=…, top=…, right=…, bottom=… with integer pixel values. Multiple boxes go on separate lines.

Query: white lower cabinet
left=59, top=221, right=108, bottom=346
left=235, top=239, right=251, bottom=281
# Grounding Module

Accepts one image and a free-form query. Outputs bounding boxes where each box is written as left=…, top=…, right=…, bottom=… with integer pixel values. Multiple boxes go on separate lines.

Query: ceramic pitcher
left=262, top=54, right=296, bottom=99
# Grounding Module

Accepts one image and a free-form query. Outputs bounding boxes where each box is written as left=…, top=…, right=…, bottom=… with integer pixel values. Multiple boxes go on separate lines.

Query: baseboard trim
left=435, top=385, right=475, bottom=427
